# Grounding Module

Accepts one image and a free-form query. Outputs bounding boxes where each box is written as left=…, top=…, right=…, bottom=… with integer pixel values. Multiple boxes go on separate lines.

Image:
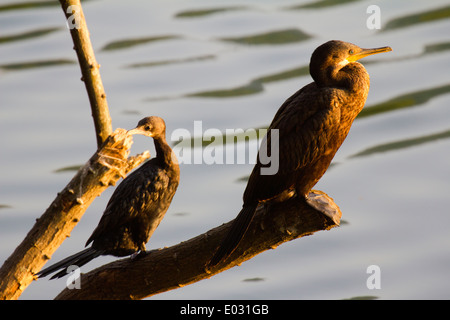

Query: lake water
left=1, top=0, right=450, bottom=300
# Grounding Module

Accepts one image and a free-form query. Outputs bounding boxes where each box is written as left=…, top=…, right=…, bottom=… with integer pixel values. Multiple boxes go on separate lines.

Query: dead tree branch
left=61, top=0, right=112, bottom=147
left=0, top=130, right=149, bottom=300
left=55, top=191, right=341, bottom=300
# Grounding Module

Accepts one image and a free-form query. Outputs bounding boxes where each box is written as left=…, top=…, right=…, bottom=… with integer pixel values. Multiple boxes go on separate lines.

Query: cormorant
left=208, top=40, right=392, bottom=267
left=37, top=116, right=180, bottom=279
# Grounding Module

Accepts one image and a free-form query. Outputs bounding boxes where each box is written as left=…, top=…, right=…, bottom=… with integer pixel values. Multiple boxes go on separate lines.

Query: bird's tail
left=37, top=247, right=102, bottom=279
left=208, top=205, right=257, bottom=268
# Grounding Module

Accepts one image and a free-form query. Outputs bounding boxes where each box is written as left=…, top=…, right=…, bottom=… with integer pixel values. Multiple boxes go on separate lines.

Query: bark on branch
left=0, top=130, right=150, bottom=300
left=55, top=191, right=341, bottom=300
left=61, top=0, right=112, bottom=147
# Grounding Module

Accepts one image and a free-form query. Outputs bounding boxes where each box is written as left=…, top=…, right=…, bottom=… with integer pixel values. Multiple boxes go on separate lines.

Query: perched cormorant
left=37, top=116, right=180, bottom=279
left=208, top=40, right=392, bottom=267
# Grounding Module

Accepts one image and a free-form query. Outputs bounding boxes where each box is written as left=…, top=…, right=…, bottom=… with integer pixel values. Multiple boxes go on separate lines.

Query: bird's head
left=128, top=116, right=166, bottom=139
left=310, top=40, right=392, bottom=87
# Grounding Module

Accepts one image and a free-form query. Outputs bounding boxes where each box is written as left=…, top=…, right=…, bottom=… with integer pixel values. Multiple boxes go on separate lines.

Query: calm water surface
left=1, top=0, right=450, bottom=299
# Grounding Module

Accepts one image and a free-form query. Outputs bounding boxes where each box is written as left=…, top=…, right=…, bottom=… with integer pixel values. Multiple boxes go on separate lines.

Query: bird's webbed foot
left=130, top=244, right=148, bottom=260
left=304, top=190, right=342, bottom=225
left=130, top=250, right=148, bottom=260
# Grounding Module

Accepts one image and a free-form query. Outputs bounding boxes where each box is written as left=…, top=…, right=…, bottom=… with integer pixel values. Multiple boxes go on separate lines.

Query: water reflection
left=359, top=83, right=450, bottom=118
left=174, top=6, right=247, bottom=18
left=0, top=27, right=60, bottom=44
left=0, top=58, right=75, bottom=70
left=0, top=1, right=59, bottom=12
left=383, top=4, right=450, bottom=31
left=102, top=35, right=181, bottom=51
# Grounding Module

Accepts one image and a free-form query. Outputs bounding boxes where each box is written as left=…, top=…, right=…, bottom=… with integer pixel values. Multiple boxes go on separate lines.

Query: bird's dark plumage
left=208, top=40, right=392, bottom=267
left=38, top=116, right=180, bottom=279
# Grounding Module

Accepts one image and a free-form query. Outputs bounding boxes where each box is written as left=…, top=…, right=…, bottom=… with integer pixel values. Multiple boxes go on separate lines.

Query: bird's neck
left=314, top=61, right=370, bottom=94
left=153, top=136, right=177, bottom=168
left=335, top=63, right=371, bottom=123
left=335, top=62, right=370, bottom=94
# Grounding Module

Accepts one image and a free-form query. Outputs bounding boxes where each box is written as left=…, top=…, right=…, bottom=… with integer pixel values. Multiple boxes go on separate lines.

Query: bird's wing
left=85, top=162, right=166, bottom=246
left=274, top=88, right=341, bottom=171
left=244, top=85, right=341, bottom=202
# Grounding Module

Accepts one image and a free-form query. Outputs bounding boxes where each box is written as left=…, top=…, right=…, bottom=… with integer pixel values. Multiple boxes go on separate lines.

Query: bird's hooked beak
left=127, top=127, right=155, bottom=137
left=347, top=46, right=392, bottom=62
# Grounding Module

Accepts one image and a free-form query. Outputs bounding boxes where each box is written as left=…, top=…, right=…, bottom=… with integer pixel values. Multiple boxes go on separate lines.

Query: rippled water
left=1, top=0, right=450, bottom=300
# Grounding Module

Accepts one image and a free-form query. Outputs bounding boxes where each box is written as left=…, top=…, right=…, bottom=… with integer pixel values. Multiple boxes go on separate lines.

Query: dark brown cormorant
left=37, top=116, right=180, bottom=279
left=208, top=40, right=392, bottom=267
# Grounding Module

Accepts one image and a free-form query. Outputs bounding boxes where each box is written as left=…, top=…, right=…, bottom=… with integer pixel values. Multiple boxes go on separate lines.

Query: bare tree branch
left=61, top=0, right=112, bottom=147
left=55, top=191, right=341, bottom=300
left=0, top=130, right=150, bottom=300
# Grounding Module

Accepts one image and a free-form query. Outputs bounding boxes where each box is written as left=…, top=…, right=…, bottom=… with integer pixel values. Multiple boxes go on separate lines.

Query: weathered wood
left=60, top=0, right=112, bottom=147
left=0, top=129, right=149, bottom=300
left=55, top=190, right=341, bottom=300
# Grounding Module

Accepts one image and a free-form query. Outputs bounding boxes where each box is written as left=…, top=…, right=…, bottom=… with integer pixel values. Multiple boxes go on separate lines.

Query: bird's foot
left=130, top=250, right=148, bottom=260
left=305, top=190, right=342, bottom=225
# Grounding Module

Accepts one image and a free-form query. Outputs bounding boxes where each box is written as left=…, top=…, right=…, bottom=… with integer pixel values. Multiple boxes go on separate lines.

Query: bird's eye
left=349, top=49, right=354, bottom=55
left=144, top=125, right=151, bottom=131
